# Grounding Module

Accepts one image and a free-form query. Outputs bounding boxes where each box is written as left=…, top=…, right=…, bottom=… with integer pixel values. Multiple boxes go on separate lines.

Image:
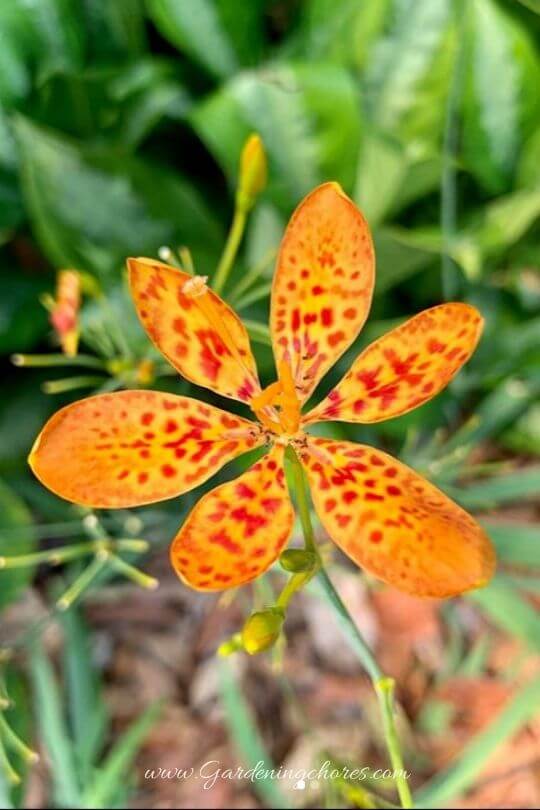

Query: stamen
left=277, top=360, right=301, bottom=434
left=181, top=275, right=209, bottom=297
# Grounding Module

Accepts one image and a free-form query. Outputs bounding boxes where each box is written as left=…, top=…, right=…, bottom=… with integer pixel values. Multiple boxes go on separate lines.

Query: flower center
left=250, top=360, right=301, bottom=436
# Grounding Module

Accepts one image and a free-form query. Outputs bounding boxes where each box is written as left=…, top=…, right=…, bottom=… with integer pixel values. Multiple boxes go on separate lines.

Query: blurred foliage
left=0, top=0, right=539, bottom=806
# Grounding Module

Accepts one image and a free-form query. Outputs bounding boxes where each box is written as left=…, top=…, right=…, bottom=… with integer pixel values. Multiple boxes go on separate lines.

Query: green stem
left=108, top=554, right=158, bottom=590
left=42, top=375, right=106, bottom=394
left=0, top=541, right=105, bottom=569
left=288, top=450, right=413, bottom=809
left=11, top=353, right=105, bottom=369
left=56, top=554, right=109, bottom=611
left=213, top=207, right=248, bottom=295
left=0, top=714, right=38, bottom=763
left=0, top=734, right=20, bottom=785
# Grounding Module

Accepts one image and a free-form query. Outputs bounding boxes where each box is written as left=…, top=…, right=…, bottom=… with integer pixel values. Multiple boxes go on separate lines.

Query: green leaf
left=448, top=467, right=540, bottom=509
left=298, top=0, right=391, bottom=69
left=372, top=227, right=435, bottom=293
left=192, top=62, right=361, bottom=208
left=501, top=401, right=540, bottom=456
left=0, top=0, right=85, bottom=105
left=462, top=0, right=540, bottom=192
left=147, top=0, right=239, bottom=78
left=58, top=608, right=108, bottom=785
left=14, top=116, right=222, bottom=283
left=364, top=0, right=455, bottom=143
left=81, top=0, right=146, bottom=57
left=483, top=522, right=540, bottom=567
left=30, top=643, right=81, bottom=807
left=416, top=675, right=540, bottom=806
left=0, top=480, right=37, bottom=610
left=468, top=574, right=540, bottom=652
left=219, top=659, right=291, bottom=809
left=355, top=131, right=441, bottom=225
left=83, top=702, right=161, bottom=808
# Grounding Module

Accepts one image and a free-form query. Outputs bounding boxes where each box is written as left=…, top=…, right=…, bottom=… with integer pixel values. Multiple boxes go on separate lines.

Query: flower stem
left=288, top=449, right=413, bottom=809
left=11, top=353, right=105, bottom=369
left=108, top=554, right=158, bottom=590
left=213, top=207, right=248, bottom=295
left=0, top=714, right=39, bottom=763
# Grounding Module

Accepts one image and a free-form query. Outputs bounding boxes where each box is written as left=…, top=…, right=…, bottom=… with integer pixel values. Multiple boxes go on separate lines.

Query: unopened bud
left=279, top=549, right=318, bottom=573
left=49, top=269, right=81, bottom=357
left=241, top=607, right=284, bottom=655
left=237, top=134, right=267, bottom=212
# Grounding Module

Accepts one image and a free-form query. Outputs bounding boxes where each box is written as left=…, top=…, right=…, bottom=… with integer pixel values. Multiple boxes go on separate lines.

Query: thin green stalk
left=56, top=554, right=109, bottom=611
left=0, top=540, right=102, bottom=569
left=0, top=735, right=20, bottom=786
left=42, top=375, right=106, bottom=394
left=11, top=353, right=105, bottom=369
left=0, top=714, right=38, bottom=763
left=213, top=207, right=248, bottom=295
left=108, top=554, right=158, bottom=590
left=289, top=450, right=413, bottom=809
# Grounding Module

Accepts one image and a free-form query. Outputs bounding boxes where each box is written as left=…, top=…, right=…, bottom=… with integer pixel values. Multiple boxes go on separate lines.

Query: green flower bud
left=241, top=607, right=284, bottom=655
left=279, top=549, right=318, bottom=573
left=237, top=133, right=267, bottom=211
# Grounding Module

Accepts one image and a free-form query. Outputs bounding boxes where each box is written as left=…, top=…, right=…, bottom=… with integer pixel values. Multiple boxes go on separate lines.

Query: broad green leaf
left=0, top=0, right=85, bottom=104
left=0, top=272, right=49, bottom=353
left=484, top=522, right=540, bottom=567
left=355, top=131, right=441, bottom=225
left=416, top=675, right=540, bottom=806
left=298, top=0, right=391, bottom=69
left=364, top=0, right=455, bottom=143
left=81, top=0, right=146, bottom=57
left=147, top=0, right=239, bottom=78
left=518, top=126, right=540, bottom=187
left=463, top=0, right=540, bottom=192
left=516, top=0, right=540, bottom=10
left=14, top=116, right=222, bottom=283
left=0, top=480, right=37, bottom=610
left=372, top=227, right=436, bottom=293
left=192, top=62, right=361, bottom=209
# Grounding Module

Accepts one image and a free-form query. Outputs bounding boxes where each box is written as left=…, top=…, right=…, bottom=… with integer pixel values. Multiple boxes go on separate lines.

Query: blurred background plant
left=0, top=0, right=539, bottom=808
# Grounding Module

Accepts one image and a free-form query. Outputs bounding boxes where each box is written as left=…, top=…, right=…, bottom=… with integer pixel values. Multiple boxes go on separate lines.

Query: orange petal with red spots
left=128, top=258, right=261, bottom=404
left=271, top=183, right=374, bottom=404
left=304, top=303, right=483, bottom=425
left=299, top=437, right=495, bottom=598
left=171, top=445, right=294, bottom=591
left=29, top=391, right=263, bottom=508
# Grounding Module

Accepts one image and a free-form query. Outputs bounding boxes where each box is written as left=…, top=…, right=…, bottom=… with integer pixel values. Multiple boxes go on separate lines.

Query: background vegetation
left=0, top=0, right=539, bottom=807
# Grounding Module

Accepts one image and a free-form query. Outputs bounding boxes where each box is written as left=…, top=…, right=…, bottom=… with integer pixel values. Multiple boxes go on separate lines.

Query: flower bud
left=241, top=607, right=284, bottom=655
left=279, top=549, right=318, bottom=573
left=237, top=133, right=267, bottom=211
left=50, top=269, right=81, bottom=356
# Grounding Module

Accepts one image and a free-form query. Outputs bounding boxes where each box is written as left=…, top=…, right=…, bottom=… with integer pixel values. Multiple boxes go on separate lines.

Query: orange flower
left=29, top=184, right=495, bottom=598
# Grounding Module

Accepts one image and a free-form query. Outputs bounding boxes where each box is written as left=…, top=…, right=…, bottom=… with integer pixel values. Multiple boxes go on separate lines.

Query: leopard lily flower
left=29, top=183, right=496, bottom=598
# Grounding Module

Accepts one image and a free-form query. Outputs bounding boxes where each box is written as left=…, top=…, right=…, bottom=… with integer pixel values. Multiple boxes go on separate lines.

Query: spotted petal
left=171, top=445, right=294, bottom=591
left=271, top=183, right=374, bottom=404
left=300, top=437, right=495, bottom=598
left=29, top=391, right=262, bottom=508
left=304, top=304, right=483, bottom=425
left=129, top=258, right=261, bottom=404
